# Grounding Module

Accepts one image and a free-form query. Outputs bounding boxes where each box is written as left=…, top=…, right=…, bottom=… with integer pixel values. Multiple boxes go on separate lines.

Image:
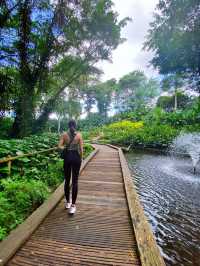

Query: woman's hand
left=59, top=146, right=65, bottom=150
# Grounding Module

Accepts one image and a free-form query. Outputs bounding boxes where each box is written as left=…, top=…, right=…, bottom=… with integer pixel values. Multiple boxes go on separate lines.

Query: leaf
left=16, top=151, right=24, bottom=156
left=0, top=166, right=9, bottom=174
left=16, top=157, right=31, bottom=163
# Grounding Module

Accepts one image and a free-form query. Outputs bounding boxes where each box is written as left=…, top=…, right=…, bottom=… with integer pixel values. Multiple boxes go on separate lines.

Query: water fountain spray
left=171, top=133, right=200, bottom=174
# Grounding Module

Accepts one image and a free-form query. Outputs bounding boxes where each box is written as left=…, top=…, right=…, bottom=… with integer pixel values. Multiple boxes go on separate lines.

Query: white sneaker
left=65, top=202, right=71, bottom=209
left=68, top=205, right=76, bottom=215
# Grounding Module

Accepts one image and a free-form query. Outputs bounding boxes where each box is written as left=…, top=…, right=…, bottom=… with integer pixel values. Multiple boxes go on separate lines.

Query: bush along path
left=0, top=133, right=93, bottom=241
left=85, top=120, right=179, bottom=150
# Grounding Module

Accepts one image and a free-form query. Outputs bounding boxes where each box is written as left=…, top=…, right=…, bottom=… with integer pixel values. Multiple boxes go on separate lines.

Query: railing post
left=7, top=156, right=12, bottom=176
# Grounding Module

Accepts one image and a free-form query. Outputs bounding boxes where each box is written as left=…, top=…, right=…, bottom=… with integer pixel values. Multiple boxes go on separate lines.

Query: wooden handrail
left=0, top=147, right=58, bottom=176
left=0, top=147, right=58, bottom=164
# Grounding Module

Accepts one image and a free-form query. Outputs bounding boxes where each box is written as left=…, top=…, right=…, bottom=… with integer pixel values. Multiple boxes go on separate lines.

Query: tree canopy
left=144, top=0, right=200, bottom=91
left=0, top=0, right=129, bottom=137
left=115, top=71, right=159, bottom=112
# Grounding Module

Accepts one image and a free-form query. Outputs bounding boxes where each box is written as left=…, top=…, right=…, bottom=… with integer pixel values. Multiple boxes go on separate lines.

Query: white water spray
left=171, top=133, right=200, bottom=173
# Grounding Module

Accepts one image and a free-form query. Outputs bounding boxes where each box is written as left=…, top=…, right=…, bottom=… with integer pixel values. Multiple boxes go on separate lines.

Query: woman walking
left=58, top=120, right=83, bottom=214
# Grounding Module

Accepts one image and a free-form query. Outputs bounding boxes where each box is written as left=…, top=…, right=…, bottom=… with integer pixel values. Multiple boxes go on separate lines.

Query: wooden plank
left=0, top=148, right=99, bottom=266
left=106, top=144, right=119, bottom=150
left=118, top=148, right=166, bottom=266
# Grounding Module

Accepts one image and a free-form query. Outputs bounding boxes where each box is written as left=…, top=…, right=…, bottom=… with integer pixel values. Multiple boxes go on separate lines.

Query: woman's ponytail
left=68, top=119, right=76, bottom=137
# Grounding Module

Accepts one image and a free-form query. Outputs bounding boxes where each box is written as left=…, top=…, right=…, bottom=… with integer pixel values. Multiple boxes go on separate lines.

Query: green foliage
left=157, top=92, right=192, bottom=111
left=79, top=106, right=151, bottom=132
left=0, top=133, right=58, bottom=158
left=78, top=113, right=109, bottom=130
left=0, top=67, right=19, bottom=116
left=94, top=79, right=117, bottom=117
left=100, top=120, right=178, bottom=148
left=0, top=132, right=93, bottom=178
left=115, top=71, right=159, bottom=112
left=0, top=195, right=18, bottom=240
left=83, top=143, right=94, bottom=158
left=0, top=117, right=13, bottom=139
left=1, top=178, right=50, bottom=213
left=144, top=0, right=200, bottom=90
left=0, top=133, right=93, bottom=241
left=79, top=78, right=117, bottom=118
left=110, top=108, right=150, bottom=122
left=128, top=124, right=178, bottom=148
left=144, top=105, right=200, bottom=128
left=0, top=133, right=59, bottom=179
left=83, top=101, right=200, bottom=149
left=1, top=0, right=128, bottom=137
left=0, top=179, right=50, bottom=240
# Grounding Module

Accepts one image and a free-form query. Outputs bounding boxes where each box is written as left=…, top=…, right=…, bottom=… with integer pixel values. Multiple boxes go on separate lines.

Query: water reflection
left=126, top=151, right=200, bottom=266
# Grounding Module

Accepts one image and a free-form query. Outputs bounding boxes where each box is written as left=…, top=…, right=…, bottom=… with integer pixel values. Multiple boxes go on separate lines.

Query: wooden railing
left=0, top=147, right=58, bottom=176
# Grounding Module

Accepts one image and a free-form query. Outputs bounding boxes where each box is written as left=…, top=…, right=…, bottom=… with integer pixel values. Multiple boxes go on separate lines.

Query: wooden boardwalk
left=1, top=145, right=165, bottom=266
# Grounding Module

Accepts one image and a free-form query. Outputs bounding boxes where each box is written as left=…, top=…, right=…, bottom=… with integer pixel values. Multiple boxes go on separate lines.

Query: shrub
left=106, top=120, right=143, bottom=130
left=0, top=194, right=19, bottom=240
left=1, top=178, right=50, bottom=213
left=101, top=120, right=143, bottom=144
left=0, top=179, right=49, bottom=240
left=144, top=103, right=200, bottom=128
left=83, top=143, right=94, bottom=158
left=128, top=124, right=178, bottom=148
left=98, top=119, right=178, bottom=149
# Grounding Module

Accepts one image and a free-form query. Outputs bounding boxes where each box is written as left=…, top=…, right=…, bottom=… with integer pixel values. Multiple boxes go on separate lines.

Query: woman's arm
left=79, top=133, right=84, bottom=159
left=58, top=134, right=66, bottom=149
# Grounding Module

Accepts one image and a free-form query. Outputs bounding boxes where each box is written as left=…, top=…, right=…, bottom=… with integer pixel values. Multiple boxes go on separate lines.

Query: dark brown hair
left=68, top=119, right=76, bottom=137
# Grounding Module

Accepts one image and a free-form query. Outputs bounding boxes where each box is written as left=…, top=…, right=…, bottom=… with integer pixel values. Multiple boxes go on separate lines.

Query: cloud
left=98, top=0, right=159, bottom=81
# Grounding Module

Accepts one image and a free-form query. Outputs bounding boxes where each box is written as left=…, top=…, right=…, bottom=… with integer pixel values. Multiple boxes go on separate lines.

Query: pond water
left=126, top=150, right=200, bottom=266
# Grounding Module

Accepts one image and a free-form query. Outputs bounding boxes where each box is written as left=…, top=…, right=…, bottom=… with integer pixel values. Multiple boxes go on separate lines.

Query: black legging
left=64, top=150, right=81, bottom=204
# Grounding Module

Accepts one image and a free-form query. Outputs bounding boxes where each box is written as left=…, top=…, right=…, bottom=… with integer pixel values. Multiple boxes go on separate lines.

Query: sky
left=98, top=0, right=159, bottom=82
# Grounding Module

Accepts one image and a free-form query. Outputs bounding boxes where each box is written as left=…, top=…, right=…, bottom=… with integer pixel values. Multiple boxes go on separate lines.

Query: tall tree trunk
left=11, top=87, right=35, bottom=138
left=10, top=0, right=35, bottom=138
left=57, top=116, right=61, bottom=133
left=10, top=0, right=54, bottom=137
left=174, top=87, right=177, bottom=111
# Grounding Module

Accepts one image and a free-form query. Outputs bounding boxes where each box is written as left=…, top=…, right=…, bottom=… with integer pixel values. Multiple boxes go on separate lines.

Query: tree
left=78, top=112, right=108, bottom=130
left=83, top=90, right=96, bottom=115
left=79, top=78, right=117, bottom=118
left=0, top=67, right=19, bottom=117
left=78, top=73, right=102, bottom=116
left=54, top=92, right=82, bottom=133
left=115, top=71, right=159, bottom=112
left=1, top=0, right=129, bottom=137
left=157, top=92, right=191, bottom=111
left=94, top=79, right=117, bottom=118
left=144, top=0, right=200, bottom=92
left=54, top=94, right=69, bottom=134
left=161, top=74, right=185, bottom=111
left=0, top=1, right=20, bottom=28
